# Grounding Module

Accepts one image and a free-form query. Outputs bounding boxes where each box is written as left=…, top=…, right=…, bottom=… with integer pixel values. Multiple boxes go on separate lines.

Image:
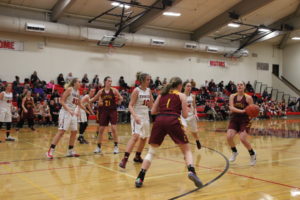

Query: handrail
left=280, top=75, right=300, bottom=95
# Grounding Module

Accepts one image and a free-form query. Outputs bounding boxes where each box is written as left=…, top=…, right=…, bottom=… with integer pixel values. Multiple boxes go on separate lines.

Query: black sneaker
left=82, top=137, right=89, bottom=144
left=135, top=178, right=143, bottom=188
left=78, top=136, right=84, bottom=144
left=133, top=157, right=143, bottom=163
left=188, top=172, right=203, bottom=188
left=196, top=140, right=201, bottom=150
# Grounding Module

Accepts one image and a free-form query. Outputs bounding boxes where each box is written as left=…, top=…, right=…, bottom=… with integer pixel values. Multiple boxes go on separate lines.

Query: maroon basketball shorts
left=98, top=109, right=118, bottom=126
left=149, top=114, right=189, bottom=146
left=228, top=116, right=251, bottom=133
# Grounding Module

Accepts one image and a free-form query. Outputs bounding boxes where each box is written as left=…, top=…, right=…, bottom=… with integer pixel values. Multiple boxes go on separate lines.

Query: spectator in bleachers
left=208, top=79, right=216, bottom=92
left=162, top=78, right=167, bottom=86
left=42, top=102, right=52, bottom=125
left=119, top=76, right=130, bottom=90
left=218, top=81, right=224, bottom=92
left=246, top=81, right=254, bottom=93
left=82, top=73, right=89, bottom=85
left=191, top=79, right=198, bottom=91
left=154, top=77, right=162, bottom=88
left=92, top=75, right=99, bottom=85
left=66, top=72, right=73, bottom=83
left=46, top=80, right=55, bottom=94
left=30, top=71, right=40, bottom=84
left=34, top=83, right=45, bottom=99
left=262, top=89, right=269, bottom=100
left=49, top=100, right=59, bottom=126
left=57, top=73, right=65, bottom=87
left=34, top=101, right=43, bottom=124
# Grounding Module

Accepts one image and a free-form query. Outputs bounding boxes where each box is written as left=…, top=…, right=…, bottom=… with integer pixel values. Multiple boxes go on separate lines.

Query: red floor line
left=0, top=161, right=119, bottom=176
left=158, top=157, right=300, bottom=190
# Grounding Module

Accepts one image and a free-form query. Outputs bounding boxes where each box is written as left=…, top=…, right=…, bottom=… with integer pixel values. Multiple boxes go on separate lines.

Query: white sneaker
left=46, top=148, right=54, bottom=159
left=6, top=136, right=16, bottom=141
left=229, top=152, right=238, bottom=162
left=94, top=147, right=102, bottom=154
left=250, top=153, right=256, bottom=166
left=113, top=146, right=119, bottom=154
left=66, top=149, right=80, bottom=157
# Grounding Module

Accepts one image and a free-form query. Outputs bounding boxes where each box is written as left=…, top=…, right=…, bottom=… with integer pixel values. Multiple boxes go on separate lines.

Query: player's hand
left=24, top=109, right=28, bottom=113
left=98, top=100, right=103, bottom=106
left=194, top=114, right=199, bottom=121
left=69, top=110, right=75, bottom=116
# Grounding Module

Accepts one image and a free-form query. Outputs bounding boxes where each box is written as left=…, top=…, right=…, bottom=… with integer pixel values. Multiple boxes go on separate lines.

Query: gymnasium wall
left=0, top=31, right=282, bottom=88
left=282, top=43, right=300, bottom=89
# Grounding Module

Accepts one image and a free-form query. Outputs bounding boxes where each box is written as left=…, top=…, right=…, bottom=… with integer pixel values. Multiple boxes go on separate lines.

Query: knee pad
left=144, top=146, right=156, bottom=162
left=6, top=122, right=11, bottom=130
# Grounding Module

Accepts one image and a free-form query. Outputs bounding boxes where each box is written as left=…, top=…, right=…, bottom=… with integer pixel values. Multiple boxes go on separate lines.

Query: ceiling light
left=111, top=2, right=130, bottom=9
left=292, top=37, right=300, bottom=40
left=228, top=23, right=240, bottom=28
left=258, top=28, right=270, bottom=32
left=163, top=12, right=181, bottom=17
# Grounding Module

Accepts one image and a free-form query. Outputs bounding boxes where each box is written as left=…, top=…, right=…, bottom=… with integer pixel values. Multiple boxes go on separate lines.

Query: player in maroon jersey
left=90, top=76, right=123, bottom=154
left=135, top=77, right=202, bottom=188
left=227, top=81, right=256, bottom=166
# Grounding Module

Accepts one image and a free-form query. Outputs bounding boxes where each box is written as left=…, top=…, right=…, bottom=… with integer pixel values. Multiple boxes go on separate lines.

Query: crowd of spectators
left=0, top=71, right=299, bottom=127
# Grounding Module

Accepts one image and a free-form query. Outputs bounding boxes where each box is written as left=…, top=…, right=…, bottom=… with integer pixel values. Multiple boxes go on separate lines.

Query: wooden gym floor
left=0, top=118, right=300, bottom=200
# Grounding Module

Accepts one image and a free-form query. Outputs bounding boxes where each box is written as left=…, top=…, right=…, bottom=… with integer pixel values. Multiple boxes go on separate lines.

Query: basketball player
left=91, top=76, right=123, bottom=154
left=46, top=78, right=85, bottom=159
left=17, top=90, right=35, bottom=131
left=227, top=81, right=256, bottom=166
left=119, top=73, right=153, bottom=169
left=181, top=81, right=201, bottom=149
left=0, top=84, right=15, bottom=142
left=77, top=88, right=95, bottom=144
left=135, top=77, right=203, bottom=188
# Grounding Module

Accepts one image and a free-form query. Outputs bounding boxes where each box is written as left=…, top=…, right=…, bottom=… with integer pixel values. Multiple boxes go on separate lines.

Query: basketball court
left=0, top=0, right=300, bottom=199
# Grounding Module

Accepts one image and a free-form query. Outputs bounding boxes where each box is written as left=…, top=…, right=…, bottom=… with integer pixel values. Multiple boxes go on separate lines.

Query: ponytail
left=65, top=78, right=78, bottom=89
left=161, top=77, right=182, bottom=96
left=137, top=72, right=149, bottom=83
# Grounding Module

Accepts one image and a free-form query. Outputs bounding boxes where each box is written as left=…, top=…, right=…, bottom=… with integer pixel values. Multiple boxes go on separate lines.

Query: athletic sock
left=124, top=152, right=130, bottom=160
left=187, top=164, right=196, bottom=174
left=231, top=147, right=237, bottom=153
left=135, top=151, right=141, bottom=158
left=50, top=144, right=56, bottom=149
left=6, top=132, right=10, bottom=138
left=114, top=142, right=118, bottom=147
left=248, top=149, right=255, bottom=156
left=97, top=143, right=101, bottom=148
left=68, top=145, right=74, bottom=150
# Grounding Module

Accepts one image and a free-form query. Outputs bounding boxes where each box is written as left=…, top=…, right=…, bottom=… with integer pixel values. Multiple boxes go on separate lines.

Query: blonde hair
left=65, top=78, right=78, bottom=89
left=161, top=77, right=182, bottom=96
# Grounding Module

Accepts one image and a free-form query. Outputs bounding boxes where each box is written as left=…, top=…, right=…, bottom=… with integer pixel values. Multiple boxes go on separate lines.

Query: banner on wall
left=209, top=60, right=226, bottom=68
left=0, top=39, right=24, bottom=51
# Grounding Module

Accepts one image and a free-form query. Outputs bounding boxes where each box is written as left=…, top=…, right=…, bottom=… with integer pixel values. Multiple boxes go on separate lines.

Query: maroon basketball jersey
left=159, top=90, right=182, bottom=116
left=25, top=97, right=34, bottom=109
left=231, top=94, right=249, bottom=118
left=100, top=89, right=117, bottom=110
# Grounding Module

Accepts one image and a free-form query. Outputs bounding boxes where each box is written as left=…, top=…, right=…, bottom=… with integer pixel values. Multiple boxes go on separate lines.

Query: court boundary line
left=168, top=145, right=230, bottom=200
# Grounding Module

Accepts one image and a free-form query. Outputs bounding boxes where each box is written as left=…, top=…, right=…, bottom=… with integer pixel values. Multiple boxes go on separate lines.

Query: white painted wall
left=0, top=31, right=282, bottom=88
left=283, top=43, right=300, bottom=89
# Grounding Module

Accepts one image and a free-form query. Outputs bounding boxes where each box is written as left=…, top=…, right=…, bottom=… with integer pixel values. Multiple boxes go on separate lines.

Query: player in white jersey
left=181, top=81, right=201, bottom=149
left=0, top=84, right=15, bottom=142
left=119, top=73, right=153, bottom=169
left=46, top=78, right=85, bottom=159
left=77, top=88, right=95, bottom=144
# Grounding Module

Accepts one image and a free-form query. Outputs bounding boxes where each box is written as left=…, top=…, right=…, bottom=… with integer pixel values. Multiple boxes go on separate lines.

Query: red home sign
left=0, top=40, right=24, bottom=51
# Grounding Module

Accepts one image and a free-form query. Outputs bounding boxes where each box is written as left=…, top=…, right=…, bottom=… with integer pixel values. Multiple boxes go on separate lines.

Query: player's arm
left=0, top=92, right=4, bottom=100
left=192, top=95, right=199, bottom=119
left=151, top=95, right=161, bottom=115
left=59, top=88, right=73, bottom=115
left=229, top=94, right=245, bottom=114
left=113, top=88, right=123, bottom=105
left=180, top=93, right=188, bottom=118
left=128, top=89, right=141, bottom=124
left=90, top=90, right=101, bottom=103
left=22, top=97, right=28, bottom=113
left=148, top=92, right=154, bottom=109
left=86, top=100, right=95, bottom=115
left=80, top=96, right=92, bottom=115
left=246, top=95, right=254, bottom=105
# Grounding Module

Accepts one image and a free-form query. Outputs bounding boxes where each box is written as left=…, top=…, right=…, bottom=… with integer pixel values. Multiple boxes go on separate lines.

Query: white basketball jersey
left=65, top=88, right=80, bottom=111
left=186, top=94, right=194, bottom=116
left=134, top=87, right=151, bottom=114
left=0, top=92, right=13, bottom=112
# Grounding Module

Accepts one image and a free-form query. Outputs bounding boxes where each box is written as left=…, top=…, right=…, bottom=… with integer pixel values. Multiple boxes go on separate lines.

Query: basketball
left=245, top=104, right=260, bottom=118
